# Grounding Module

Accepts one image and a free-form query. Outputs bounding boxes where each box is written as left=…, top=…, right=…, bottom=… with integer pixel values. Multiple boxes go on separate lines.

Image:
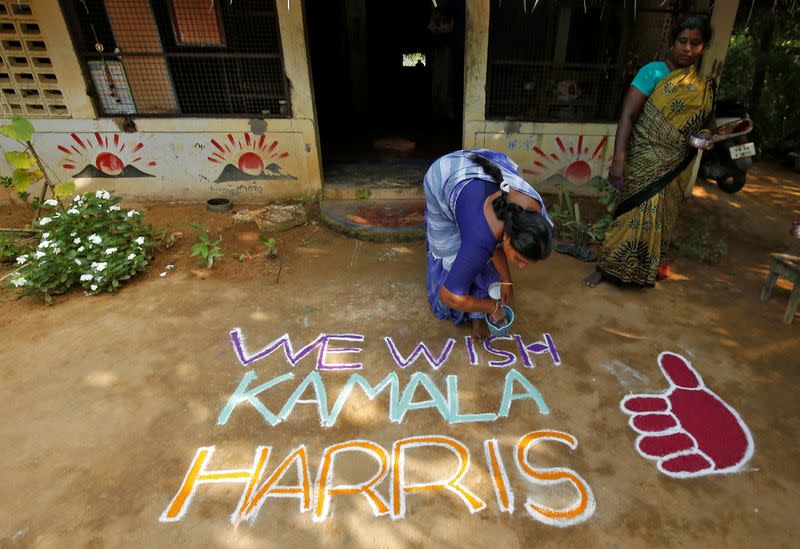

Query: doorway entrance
left=306, top=0, right=465, bottom=189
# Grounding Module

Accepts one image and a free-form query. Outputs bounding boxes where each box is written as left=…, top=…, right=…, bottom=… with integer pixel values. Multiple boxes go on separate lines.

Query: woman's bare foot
left=471, top=318, right=489, bottom=342
left=583, top=271, right=603, bottom=288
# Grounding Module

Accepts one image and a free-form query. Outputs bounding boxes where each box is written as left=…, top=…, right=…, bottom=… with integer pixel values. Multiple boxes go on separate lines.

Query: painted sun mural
left=522, top=135, right=609, bottom=185
left=58, top=133, right=156, bottom=178
left=208, top=133, right=297, bottom=183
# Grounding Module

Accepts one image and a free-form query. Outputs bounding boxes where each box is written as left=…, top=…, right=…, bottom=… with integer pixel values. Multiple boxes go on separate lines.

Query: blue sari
left=423, top=149, right=551, bottom=323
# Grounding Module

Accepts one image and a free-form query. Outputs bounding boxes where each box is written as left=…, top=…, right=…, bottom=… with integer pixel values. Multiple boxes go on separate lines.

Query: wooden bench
left=761, top=253, right=800, bottom=324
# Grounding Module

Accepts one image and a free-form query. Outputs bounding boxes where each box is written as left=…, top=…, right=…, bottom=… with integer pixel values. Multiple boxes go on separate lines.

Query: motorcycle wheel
left=717, top=172, right=746, bottom=194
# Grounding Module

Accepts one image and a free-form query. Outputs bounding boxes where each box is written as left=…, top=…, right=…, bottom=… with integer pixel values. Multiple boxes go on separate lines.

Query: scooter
left=698, top=99, right=756, bottom=193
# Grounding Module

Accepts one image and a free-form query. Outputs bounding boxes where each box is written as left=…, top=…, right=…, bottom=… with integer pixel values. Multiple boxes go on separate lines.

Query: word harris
left=160, top=330, right=595, bottom=528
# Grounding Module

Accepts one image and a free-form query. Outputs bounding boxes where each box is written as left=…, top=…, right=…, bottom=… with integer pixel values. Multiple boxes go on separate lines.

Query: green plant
left=0, top=233, right=20, bottom=262
left=549, top=189, right=598, bottom=248
left=675, top=216, right=728, bottom=263
left=7, top=190, right=153, bottom=303
left=550, top=182, right=619, bottom=247
left=259, top=234, right=278, bottom=257
left=189, top=223, right=223, bottom=268
left=589, top=178, right=618, bottom=242
left=1, top=175, right=30, bottom=205
left=154, top=226, right=182, bottom=250
left=0, top=116, right=75, bottom=213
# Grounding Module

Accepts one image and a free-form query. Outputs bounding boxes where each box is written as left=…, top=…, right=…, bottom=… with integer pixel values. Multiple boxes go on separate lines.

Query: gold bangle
left=499, top=282, right=513, bottom=286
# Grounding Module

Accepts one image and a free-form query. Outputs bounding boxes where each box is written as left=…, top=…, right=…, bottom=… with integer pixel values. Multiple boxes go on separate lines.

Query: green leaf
left=563, top=190, right=573, bottom=217
left=5, top=150, right=37, bottom=169
left=54, top=180, right=76, bottom=198
left=11, top=169, right=33, bottom=192
left=0, top=116, right=34, bottom=142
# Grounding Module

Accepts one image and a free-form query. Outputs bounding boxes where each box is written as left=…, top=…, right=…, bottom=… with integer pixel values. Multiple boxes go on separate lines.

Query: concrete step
left=323, top=184, right=424, bottom=200
left=319, top=198, right=425, bottom=242
left=321, top=159, right=427, bottom=201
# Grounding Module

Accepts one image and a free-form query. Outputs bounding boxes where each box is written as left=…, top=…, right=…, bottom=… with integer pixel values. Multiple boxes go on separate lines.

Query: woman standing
left=584, top=15, right=716, bottom=288
left=424, top=149, right=553, bottom=341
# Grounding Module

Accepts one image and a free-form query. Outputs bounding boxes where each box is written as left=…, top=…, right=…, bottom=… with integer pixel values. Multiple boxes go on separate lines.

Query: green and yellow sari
left=598, top=65, right=714, bottom=287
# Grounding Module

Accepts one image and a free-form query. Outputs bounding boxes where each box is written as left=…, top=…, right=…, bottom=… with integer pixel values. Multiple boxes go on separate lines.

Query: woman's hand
left=489, top=301, right=507, bottom=324
left=609, top=156, right=625, bottom=189
left=500, top=282, right=513, bottom=305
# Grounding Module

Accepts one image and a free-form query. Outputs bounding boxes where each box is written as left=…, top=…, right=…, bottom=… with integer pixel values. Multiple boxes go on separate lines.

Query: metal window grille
left=60, top=0, right=291, bottom=117
left=486, top=0, right=707, bottom=123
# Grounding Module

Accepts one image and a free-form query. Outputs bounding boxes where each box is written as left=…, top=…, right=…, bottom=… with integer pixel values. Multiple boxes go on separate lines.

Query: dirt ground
left=0, top=162, right=798, bottom=548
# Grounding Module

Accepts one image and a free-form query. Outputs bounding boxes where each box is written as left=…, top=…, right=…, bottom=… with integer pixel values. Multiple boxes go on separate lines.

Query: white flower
left=38, top=217, right=52, bottom=226
left=127, top=210, right=139, bottom=218
left=127, top=253, right=136, bottom=260
left=51, top=247, right=61, bottom=255
left=34, top=250, right=46, bottom=259
left=95, top=275, right=103, bottom=281
left=73, top=194, right=83, bottom=203
left=74, top=259, right=82, bottom=266
left=77, top=246, right=85, bottom=252
left=104, top=247, right=118, bottom=255
left=70, top=231, right=77, bottom=236
left=89, top=234, right=102, bottom=244
left=44, top=199, right=58, bottom=207
left=42, top=232, right=50, bottom=239
left=53, top=213, right=60, bottom=218
left=38, top=240, right=51, bottom=249
left=16, top=255, right=28, bottom=265
left=73, top=238, right=81, bottom=244
left=67, top=208, right=80, bottom=215
left=80, top=274, right=93, bottom=282
left=95, top=190, right=111, bottom=200
left=10, top=277, right=26, bottom=287
left=91, top=261, right=107, bottom=271
left=109, top=205, right=121, bottom=211
left=90, top=284, right=98, bottom=291
left=134, top=236, right=145, bottom=246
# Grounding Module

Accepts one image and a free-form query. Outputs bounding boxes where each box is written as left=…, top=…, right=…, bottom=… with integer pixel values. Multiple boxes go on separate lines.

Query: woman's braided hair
left=468, top=154, right=553, bottom=261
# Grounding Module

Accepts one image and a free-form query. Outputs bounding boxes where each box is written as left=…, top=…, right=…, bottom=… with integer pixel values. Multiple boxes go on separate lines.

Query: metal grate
left=486, top=0, right=707, bottom=123
left=60, top=0, right=291, bottom=117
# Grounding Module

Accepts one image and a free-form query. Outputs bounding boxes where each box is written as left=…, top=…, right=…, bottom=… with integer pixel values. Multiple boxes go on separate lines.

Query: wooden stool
left=761, top=253, right=800, bottom=324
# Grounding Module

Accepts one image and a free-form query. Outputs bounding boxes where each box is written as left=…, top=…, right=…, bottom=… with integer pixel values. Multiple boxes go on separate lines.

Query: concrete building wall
left=463, top=0, right=737, bottom=197
left=0, top=0, right=738, bottom=203
left=0, top=0, right=322, bottom=203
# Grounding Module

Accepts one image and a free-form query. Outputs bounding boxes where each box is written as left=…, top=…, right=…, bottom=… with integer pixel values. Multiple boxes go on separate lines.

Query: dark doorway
left=306, top=0, right=465, bottom=186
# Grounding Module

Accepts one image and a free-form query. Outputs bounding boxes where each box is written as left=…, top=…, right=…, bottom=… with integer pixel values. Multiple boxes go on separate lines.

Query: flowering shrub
left=8, top=190, right=153, bottom=302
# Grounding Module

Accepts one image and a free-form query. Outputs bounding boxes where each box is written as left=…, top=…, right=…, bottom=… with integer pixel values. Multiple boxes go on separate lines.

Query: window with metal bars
left=486, top=0, right=706, bottom=124
left=60, top=0, right=291, bottom=117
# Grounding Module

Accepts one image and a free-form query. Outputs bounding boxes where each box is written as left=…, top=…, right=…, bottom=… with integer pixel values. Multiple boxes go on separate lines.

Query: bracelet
left=492, top=300, right=500, bottom=316
left=499, top=282, right=513, bottom=286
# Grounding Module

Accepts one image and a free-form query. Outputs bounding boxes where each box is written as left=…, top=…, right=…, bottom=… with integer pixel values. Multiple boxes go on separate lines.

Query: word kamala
left=218, top=369, right=548, bottom=427
left=161, top=431, right=595, bottom=527
left=230, top=329, right=561, bottom=370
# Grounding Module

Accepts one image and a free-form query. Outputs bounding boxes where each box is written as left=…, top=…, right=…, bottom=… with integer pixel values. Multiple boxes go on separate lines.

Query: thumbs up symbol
left=620, top=352, right=754, bottom=478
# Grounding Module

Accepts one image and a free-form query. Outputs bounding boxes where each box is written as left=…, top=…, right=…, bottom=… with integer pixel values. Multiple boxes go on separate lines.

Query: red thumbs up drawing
left=620, top=352, right=754, bottom=478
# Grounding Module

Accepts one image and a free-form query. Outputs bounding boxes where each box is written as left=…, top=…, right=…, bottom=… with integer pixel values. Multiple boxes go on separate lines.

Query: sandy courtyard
left=0, top=163, right=798, bottom=548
